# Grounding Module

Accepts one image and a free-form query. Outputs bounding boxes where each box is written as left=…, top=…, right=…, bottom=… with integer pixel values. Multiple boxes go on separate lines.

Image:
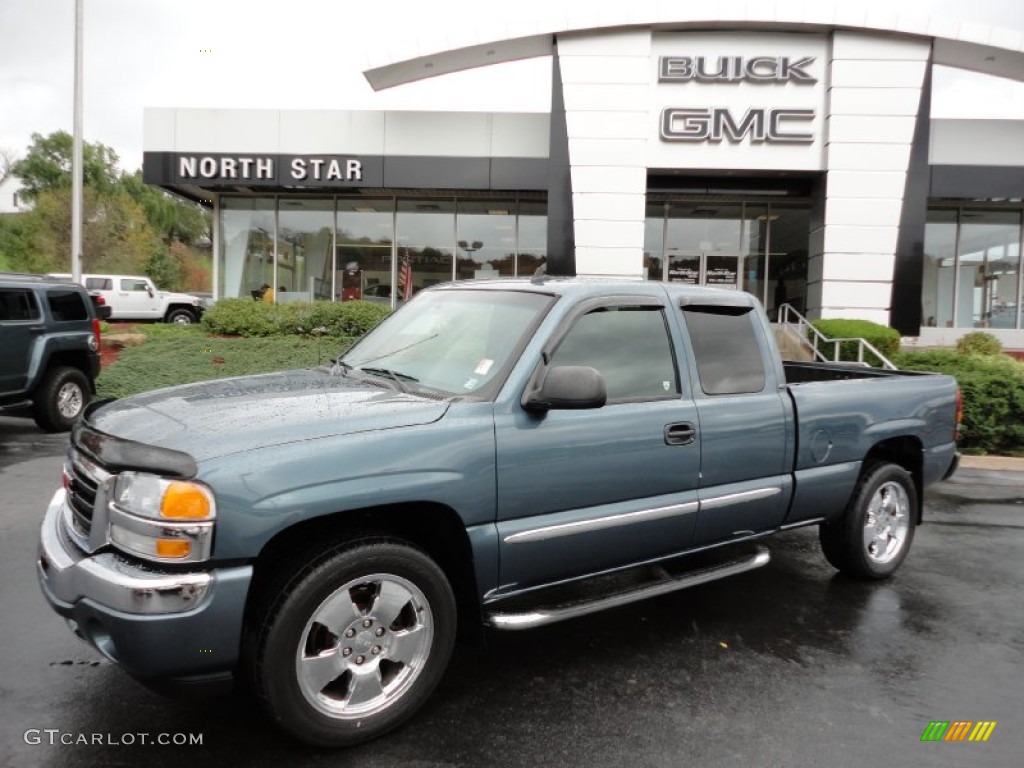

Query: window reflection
left=277, top=199, right=333, bottom=301
left=217, top=196, right=553, bottom=304
left=456, top=200, right=516, bottom=279
left=337, top=199, right=393, bottom=302
left=922, top=208, right=1022, bottom=329
left=960, top=210, right=1021, bottom=329
left=517, top=201, right=547, bottom=277
left=922, top=210, right=957, bottom=328
left=397, top=200, right=455, bottom=300
left=220, top=197, right=275, bottom=299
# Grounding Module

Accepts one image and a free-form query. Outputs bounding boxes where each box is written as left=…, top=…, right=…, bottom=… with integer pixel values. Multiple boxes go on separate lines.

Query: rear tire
left=819, top=462, right=917, bottom=580
left=32, top=366, right=90, bottom=432
left=250, top=538, right=456, bottom=747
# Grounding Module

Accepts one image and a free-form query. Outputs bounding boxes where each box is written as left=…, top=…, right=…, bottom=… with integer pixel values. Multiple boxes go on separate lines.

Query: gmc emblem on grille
left=660, top=107, right=814, bottom=144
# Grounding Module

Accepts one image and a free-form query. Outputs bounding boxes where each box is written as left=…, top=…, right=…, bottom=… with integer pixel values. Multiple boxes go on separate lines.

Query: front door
left=494, top=297, right=702, bottom=593
left=665, top=251, right=740, bottom=289
left=117, top=278, right=161, bottom=319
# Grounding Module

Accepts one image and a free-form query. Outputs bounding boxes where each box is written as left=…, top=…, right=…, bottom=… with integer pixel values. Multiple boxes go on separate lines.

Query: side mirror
left=524, top=366, right=607, bottom=412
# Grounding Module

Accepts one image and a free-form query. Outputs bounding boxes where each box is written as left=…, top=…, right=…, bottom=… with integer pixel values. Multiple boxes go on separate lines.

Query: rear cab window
left=681, top=305, right=767, bottom=395
left=46, top=289, right=89, bottom=322
left=0, top=288, right=41, bottom=322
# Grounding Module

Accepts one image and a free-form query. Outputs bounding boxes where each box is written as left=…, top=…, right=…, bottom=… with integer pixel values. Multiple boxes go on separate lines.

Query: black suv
left=0, top=273, right=101, bottom=431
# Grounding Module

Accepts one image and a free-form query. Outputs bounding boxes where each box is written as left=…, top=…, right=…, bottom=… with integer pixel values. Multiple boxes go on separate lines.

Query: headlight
left=109, top=472, right=216, bottom=562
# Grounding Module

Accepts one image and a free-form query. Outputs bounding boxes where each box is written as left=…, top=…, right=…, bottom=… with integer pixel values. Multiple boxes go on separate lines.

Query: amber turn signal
left=155, top=539, right=191, bottom=558
left=160, top=481, right=212, bottom=519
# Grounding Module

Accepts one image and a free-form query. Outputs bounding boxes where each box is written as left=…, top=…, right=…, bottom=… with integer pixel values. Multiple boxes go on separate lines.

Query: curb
left=957, top=455, right=1024, bottom=472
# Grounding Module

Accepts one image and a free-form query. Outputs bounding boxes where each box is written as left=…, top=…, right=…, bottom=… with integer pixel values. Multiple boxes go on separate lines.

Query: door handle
left=664, top=422, right=697, bottom=445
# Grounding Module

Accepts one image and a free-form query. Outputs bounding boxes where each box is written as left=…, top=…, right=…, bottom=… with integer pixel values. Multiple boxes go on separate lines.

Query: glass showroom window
left=456, top=200, right=516, bottom=279
left=921, top=209, right=958, bottom=328
left=644, top=202, right=665, bottom=282
left=277, top=199, right=333, bottom=301
left=516, top=200, right=547, bottom=277
left=396, top=200, right=456, bottom=300
left=924, top=208, right=1023, bottom=329
left=336, top=199, right=394, bottom=303
left=220, top=197, right=275, bottom=299
left=959, top=210, right=1021, bottom=329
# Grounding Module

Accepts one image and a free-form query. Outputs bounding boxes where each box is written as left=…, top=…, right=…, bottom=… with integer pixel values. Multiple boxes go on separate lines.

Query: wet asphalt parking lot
left=1, top=412, right=1022, bottom=768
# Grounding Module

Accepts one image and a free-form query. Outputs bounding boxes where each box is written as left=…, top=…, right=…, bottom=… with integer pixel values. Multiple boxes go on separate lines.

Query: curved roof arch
left=363, top=3, right=1024, bottom=91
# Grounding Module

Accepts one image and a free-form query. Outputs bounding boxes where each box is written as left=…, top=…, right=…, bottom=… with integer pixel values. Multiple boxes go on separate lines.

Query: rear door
left=679, top=303, right=793, bottom=545
left=0, top=288, right=42, bottom=395
left=494, top=296, right=702, bottom=591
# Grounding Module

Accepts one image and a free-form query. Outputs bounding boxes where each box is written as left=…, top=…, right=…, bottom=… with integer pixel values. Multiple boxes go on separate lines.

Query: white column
left=810, top=32, right=931, bottom=325
left=557, top=30, right=651, bottom=279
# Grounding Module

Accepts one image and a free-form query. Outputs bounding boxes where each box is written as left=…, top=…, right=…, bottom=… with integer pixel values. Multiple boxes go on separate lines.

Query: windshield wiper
left=358, top=367, right=419, bottom=394
left=344, top=333, right=439, bottom=370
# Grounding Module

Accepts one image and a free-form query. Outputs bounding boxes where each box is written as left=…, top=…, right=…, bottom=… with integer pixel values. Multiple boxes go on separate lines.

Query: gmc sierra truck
left=36, top=279, right=960, bottom=747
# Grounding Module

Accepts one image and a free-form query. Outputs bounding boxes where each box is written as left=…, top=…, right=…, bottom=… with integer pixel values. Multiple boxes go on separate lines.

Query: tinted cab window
left=47, top=290, right=89, bottom=322
left=0, top=288, right=41, bottom=322
left=550, top=305, right=679, bottom=401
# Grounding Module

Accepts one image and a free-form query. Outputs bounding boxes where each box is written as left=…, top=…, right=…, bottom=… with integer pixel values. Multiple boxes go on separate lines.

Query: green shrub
left=201, top=299, right=390, bottom=338
left=811, top=319, right=901, bottom=366
left=894, top=349, right=1024, bottom=455
left=955, top=331, right=1002, bottom=357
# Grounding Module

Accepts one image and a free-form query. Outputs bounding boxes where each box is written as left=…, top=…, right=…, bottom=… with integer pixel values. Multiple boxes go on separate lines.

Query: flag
left=399, top=256, right=413, bottom=301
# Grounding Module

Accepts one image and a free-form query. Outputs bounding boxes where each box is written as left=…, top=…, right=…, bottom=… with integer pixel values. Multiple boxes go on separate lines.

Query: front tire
left=32, top=366, right=91, bottom=432
left=819, top=462, right=917, bottom=580
left=251, top=539, right=456, bottom=747
left=166, top=308, right=196, bottom=324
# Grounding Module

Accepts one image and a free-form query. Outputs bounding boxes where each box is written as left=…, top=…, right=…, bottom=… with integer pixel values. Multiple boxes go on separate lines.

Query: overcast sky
left=1, top=0, right=1023, bottom=173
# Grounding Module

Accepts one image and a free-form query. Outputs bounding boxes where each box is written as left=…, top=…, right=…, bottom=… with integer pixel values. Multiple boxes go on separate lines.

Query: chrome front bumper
left=37, top=488, right=252, bottom=682
left=38, top=489, right=212, bottom=615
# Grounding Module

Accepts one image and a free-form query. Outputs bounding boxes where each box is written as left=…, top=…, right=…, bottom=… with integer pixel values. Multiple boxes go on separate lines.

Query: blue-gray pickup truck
left=37, top=278, right=960, bottom=746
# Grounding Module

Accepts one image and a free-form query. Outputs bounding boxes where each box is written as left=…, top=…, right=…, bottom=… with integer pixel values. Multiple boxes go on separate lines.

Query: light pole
left=457, top=240, right=484, bottom=279
left=71, top=0, right=84, bottom=281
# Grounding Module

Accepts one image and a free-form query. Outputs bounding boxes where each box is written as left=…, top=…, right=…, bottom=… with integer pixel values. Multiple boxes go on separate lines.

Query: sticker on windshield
left=474, top=358, right=494, bottom=376
left=463, top=378, right=479, bottom=389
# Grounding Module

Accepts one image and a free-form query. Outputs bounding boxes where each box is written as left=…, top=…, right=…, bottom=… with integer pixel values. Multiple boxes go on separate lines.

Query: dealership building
left=143, top=6, right=1024, bottom=345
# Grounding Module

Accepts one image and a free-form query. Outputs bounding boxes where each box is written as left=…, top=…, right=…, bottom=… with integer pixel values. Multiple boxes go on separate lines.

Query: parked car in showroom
left=0, top=273, right=101, bottom=431
left=50, top=273, right=205, bottom=324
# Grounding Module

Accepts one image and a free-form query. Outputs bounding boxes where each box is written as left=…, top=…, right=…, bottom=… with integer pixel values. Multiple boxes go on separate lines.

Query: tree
left=24, top=187, right=159, bottom=275
left=120, top=171, right=210, bottom=246
left=0, top=147, right=16, bottom=185
left=12, top=131, right=119, bottom=200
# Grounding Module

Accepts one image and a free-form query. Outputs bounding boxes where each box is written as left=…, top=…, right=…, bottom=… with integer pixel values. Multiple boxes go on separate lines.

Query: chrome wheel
left=862, top=480, right=910, bottom=564
left=295, top=573, right=433, bottom=720
left=56, top=382, right=84, bottom=419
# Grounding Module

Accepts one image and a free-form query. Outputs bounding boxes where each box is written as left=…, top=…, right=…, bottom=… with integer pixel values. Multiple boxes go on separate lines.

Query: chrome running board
left=485, top=545, right=770, bottom=630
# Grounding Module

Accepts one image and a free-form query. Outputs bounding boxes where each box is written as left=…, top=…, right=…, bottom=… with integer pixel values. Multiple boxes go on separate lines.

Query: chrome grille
left=66, top=451, right=109, bottom=538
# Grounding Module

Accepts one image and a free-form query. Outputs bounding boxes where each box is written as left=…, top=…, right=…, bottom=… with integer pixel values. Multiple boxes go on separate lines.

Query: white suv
left=54, top=274, right=205, bottom=324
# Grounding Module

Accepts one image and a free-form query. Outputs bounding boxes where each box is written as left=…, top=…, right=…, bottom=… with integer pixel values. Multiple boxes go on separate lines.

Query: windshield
left=340, top=289, right=553, bottom=396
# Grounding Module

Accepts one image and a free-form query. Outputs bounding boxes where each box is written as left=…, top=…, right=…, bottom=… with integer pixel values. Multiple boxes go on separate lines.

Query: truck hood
left=87, top=369, right=450, bottom=462
left=159, top=291, right=201, bottom=303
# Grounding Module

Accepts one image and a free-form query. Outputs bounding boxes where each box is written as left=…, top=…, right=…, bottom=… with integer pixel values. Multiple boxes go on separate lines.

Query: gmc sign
left=660, top=107, right=814, bottom=144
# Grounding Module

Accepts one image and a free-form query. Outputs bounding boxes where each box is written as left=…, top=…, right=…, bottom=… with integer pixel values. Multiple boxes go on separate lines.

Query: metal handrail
left=776, top=304, right=897, bottom=370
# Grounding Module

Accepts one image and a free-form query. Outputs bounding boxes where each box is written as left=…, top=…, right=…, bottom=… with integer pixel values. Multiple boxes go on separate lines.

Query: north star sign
left=177, top=155, right=364, bottom=182
left=658, top=54, right=818, bottom=144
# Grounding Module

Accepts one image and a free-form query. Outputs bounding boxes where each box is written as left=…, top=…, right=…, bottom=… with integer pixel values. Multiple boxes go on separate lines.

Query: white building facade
left=144, top=8, right=1024, bottom=345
